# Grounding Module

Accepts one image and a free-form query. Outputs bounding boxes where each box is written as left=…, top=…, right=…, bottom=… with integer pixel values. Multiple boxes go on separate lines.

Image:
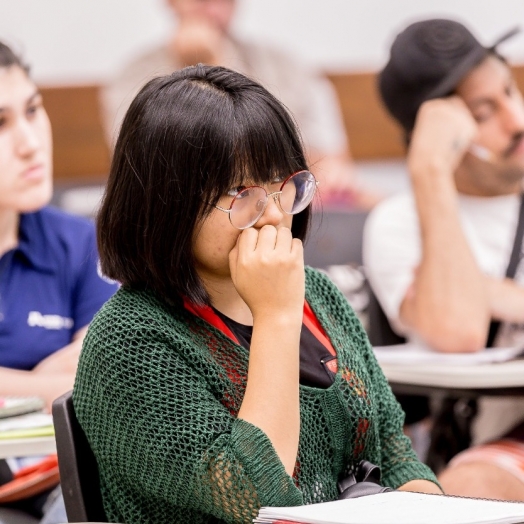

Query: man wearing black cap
left=364, top=19, right=524, bottom=499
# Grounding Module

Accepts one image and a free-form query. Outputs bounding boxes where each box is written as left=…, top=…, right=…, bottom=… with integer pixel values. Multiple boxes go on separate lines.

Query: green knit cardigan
left=73, top=267, right=437, bottom=524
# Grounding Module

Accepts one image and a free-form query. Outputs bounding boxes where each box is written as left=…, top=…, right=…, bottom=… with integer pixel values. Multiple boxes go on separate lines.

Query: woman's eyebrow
left=27, top=89, right=41, bottom=103
left=0, top=89, right=41, bottom=114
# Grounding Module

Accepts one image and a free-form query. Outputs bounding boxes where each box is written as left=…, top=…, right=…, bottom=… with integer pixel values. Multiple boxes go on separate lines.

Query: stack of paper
left=0, top=397, right=45, bottom=419
left=0, top=413, right=54, bottom=440
left=255, top=491, right=524, bottom=524
left=373, top=344, right=524, bottom=366
left=372, top=344, right=524, bottom=389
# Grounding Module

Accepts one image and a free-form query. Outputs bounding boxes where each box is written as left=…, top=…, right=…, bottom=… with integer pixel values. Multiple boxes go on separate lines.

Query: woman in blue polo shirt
left=0, top=41, right=118, bottom=523
left=0, top=41, right=117, bottom=407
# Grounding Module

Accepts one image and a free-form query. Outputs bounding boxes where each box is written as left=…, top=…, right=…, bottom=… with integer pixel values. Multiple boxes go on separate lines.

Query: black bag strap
left=486, top=192, right=524, bottom=347
left=338, top=460, right=392, bottom=499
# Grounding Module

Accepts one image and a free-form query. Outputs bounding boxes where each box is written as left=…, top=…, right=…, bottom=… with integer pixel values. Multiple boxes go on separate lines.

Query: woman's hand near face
left=229, top=225, right=305, bottom=322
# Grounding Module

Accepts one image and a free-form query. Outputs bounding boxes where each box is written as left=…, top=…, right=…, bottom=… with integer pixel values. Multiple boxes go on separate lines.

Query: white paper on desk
left=255, top=491, right=524, bottom=524
left=373, top=343, right=524, bottom=366
left=0, top=413, right=52, bottom=432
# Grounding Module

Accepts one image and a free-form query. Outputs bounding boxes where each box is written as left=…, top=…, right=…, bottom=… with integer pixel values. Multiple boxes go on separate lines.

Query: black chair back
left=367, top=289, right=406, bottom=346
left=304, top=210, right=368, bottom=267
left=366, top=276, right=431, bottom=427
left=52, top=390, right=107, bottom=523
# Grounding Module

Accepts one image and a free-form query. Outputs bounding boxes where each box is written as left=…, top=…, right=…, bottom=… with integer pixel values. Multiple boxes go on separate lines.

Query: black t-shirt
left=213, top=309, right=336, bottom=389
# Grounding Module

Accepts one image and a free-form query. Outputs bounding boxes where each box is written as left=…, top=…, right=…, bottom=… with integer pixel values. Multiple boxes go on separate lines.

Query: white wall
left=1, top=0, right=524, bottom=85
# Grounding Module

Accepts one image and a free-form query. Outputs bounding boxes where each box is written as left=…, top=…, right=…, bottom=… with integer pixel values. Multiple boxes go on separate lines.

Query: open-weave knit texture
left=73, top=267, right=437, bottom=524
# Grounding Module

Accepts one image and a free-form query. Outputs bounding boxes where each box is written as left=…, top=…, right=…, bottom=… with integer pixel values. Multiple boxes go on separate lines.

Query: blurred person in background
left=100, top=0, right=380, bottom=209
left=0, top=41, right=118, bottom=524
left=364, top=19, right=524, bottom=500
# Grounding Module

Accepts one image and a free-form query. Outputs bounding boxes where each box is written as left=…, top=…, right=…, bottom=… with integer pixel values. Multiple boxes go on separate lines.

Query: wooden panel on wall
left=40, top=84, right=110, bottom=181
left=328, top=64, right=524, bottom=161
left=327, top=71, right=405, bottom=160
left=512, top=65, right=524, bottom=96
left=40, top=63, right=524, bottom=181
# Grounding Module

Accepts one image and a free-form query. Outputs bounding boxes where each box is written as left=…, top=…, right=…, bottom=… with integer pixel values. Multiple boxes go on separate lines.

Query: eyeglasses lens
left=280, top=171, right=317, bottom=214
left=228, top=171, right=316, bottom=229
left=229, top=186, right=267, bottom=229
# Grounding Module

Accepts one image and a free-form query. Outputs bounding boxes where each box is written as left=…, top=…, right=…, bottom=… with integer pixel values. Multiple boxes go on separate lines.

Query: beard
left=457, top=154, right=524, bottom=197
left=496, top=162, right=524, bottom=187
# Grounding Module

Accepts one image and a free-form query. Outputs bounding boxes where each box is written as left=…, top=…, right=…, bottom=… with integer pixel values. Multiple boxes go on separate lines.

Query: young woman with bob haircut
left=73, top=64, right=440, bottom=524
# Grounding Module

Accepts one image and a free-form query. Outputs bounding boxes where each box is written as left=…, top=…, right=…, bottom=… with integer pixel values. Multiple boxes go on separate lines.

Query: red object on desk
left=0, top=454, right=59, bottom=503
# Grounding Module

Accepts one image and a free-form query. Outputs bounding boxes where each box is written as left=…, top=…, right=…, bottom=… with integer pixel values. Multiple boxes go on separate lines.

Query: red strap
left=182, top=297, right=240, bottom=345
left=183, top=298, right=336, bottom=357
left=302, top=301, right=336, bottom=357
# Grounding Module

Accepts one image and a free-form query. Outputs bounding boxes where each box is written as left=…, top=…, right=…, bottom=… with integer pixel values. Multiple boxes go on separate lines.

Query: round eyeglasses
left=215, top=170, right=318, bottom=230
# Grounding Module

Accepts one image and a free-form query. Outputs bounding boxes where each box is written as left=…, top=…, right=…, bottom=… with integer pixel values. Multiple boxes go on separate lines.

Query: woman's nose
left=254, top=192, right=284, bottom=228
left=15, top=118, right=40, bottom=157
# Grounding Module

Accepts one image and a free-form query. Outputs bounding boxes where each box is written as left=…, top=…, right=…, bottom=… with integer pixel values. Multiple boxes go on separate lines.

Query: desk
left=379, top=358, right=524, bottom=472
left=381, top=359, right=524, bottom=398
left=0, top=436, right=56, bottom=459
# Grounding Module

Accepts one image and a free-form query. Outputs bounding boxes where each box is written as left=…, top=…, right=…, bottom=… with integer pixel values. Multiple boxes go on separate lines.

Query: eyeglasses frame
left=214, top=170, right=318, bottom=230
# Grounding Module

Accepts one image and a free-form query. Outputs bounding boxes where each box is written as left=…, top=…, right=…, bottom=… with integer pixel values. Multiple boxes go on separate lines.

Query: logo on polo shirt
left=27, top=311, right=74, bottom=330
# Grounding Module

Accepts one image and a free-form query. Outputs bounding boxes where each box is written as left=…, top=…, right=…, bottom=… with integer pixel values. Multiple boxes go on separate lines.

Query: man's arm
left=486, top=277, right=524, bottom=322
left=0, top=326, right=87, bottom=410
left=400, top=97, right=491, bottom=353
left=398, top=479, right=443, bottom=494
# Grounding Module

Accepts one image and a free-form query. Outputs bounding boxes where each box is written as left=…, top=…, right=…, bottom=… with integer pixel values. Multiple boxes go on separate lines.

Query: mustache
left=503, top=132, right=524, bottom=158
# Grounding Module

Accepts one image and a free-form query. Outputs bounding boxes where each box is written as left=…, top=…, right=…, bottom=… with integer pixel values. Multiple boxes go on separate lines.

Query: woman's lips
left=21, top=164, right=46, bottom=181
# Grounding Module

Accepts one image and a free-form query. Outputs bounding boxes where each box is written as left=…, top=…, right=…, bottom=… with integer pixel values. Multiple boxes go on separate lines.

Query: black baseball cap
left=378, top=19, right=520, bottom=133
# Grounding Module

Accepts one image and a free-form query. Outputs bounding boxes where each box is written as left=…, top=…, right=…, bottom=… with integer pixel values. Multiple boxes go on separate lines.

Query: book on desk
left=255, top=491, right=524, bottom=524
left=0, top=397, right=53, bottom=440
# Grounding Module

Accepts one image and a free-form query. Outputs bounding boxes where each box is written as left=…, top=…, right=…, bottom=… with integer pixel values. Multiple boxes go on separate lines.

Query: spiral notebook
left=255, top=491, right=524, bottom=524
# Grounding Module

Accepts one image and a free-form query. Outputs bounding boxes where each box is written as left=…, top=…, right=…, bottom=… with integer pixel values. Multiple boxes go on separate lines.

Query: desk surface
left=0, top=436, right=56, bottom=459
left=381, top=358, right=524, bottom=389
left=381, top=359, right=524, bottom=397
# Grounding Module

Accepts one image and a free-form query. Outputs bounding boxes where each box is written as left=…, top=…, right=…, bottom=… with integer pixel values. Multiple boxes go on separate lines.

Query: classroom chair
left=304, top=209, right=368, bottom=267
left=52, top=391, right=108, bottom=523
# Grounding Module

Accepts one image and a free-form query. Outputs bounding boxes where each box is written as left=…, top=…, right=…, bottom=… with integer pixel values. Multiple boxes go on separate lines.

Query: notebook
left=0, top=413, right=54, bottom=439
left=255, top=491, right=524, bottom=524
left=372, top=344, right=524, bottom=366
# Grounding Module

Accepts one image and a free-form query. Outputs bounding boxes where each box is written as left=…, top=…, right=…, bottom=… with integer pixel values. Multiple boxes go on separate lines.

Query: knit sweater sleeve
left=73, top=292, right=303, bottom=524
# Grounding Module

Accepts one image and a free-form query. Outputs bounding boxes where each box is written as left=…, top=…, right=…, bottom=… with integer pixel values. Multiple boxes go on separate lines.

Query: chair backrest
left=52, top=390, right=107, bottom=523
left=366, top=289, right=406, bottom=346
left=304, top=210, right=368, bottom=268
left=304, top=209, right=405, bottom=346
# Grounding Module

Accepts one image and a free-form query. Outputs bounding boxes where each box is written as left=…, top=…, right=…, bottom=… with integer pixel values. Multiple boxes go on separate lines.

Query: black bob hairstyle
left=97, top=64, right=311, bottom=306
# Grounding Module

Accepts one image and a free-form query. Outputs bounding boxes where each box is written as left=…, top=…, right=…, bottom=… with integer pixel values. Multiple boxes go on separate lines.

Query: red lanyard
left=183, top=298, right=336, bottom=357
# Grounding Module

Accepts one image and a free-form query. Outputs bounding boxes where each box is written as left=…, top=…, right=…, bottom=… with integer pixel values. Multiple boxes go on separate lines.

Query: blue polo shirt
left=0, top=207, right=118, bottom=370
